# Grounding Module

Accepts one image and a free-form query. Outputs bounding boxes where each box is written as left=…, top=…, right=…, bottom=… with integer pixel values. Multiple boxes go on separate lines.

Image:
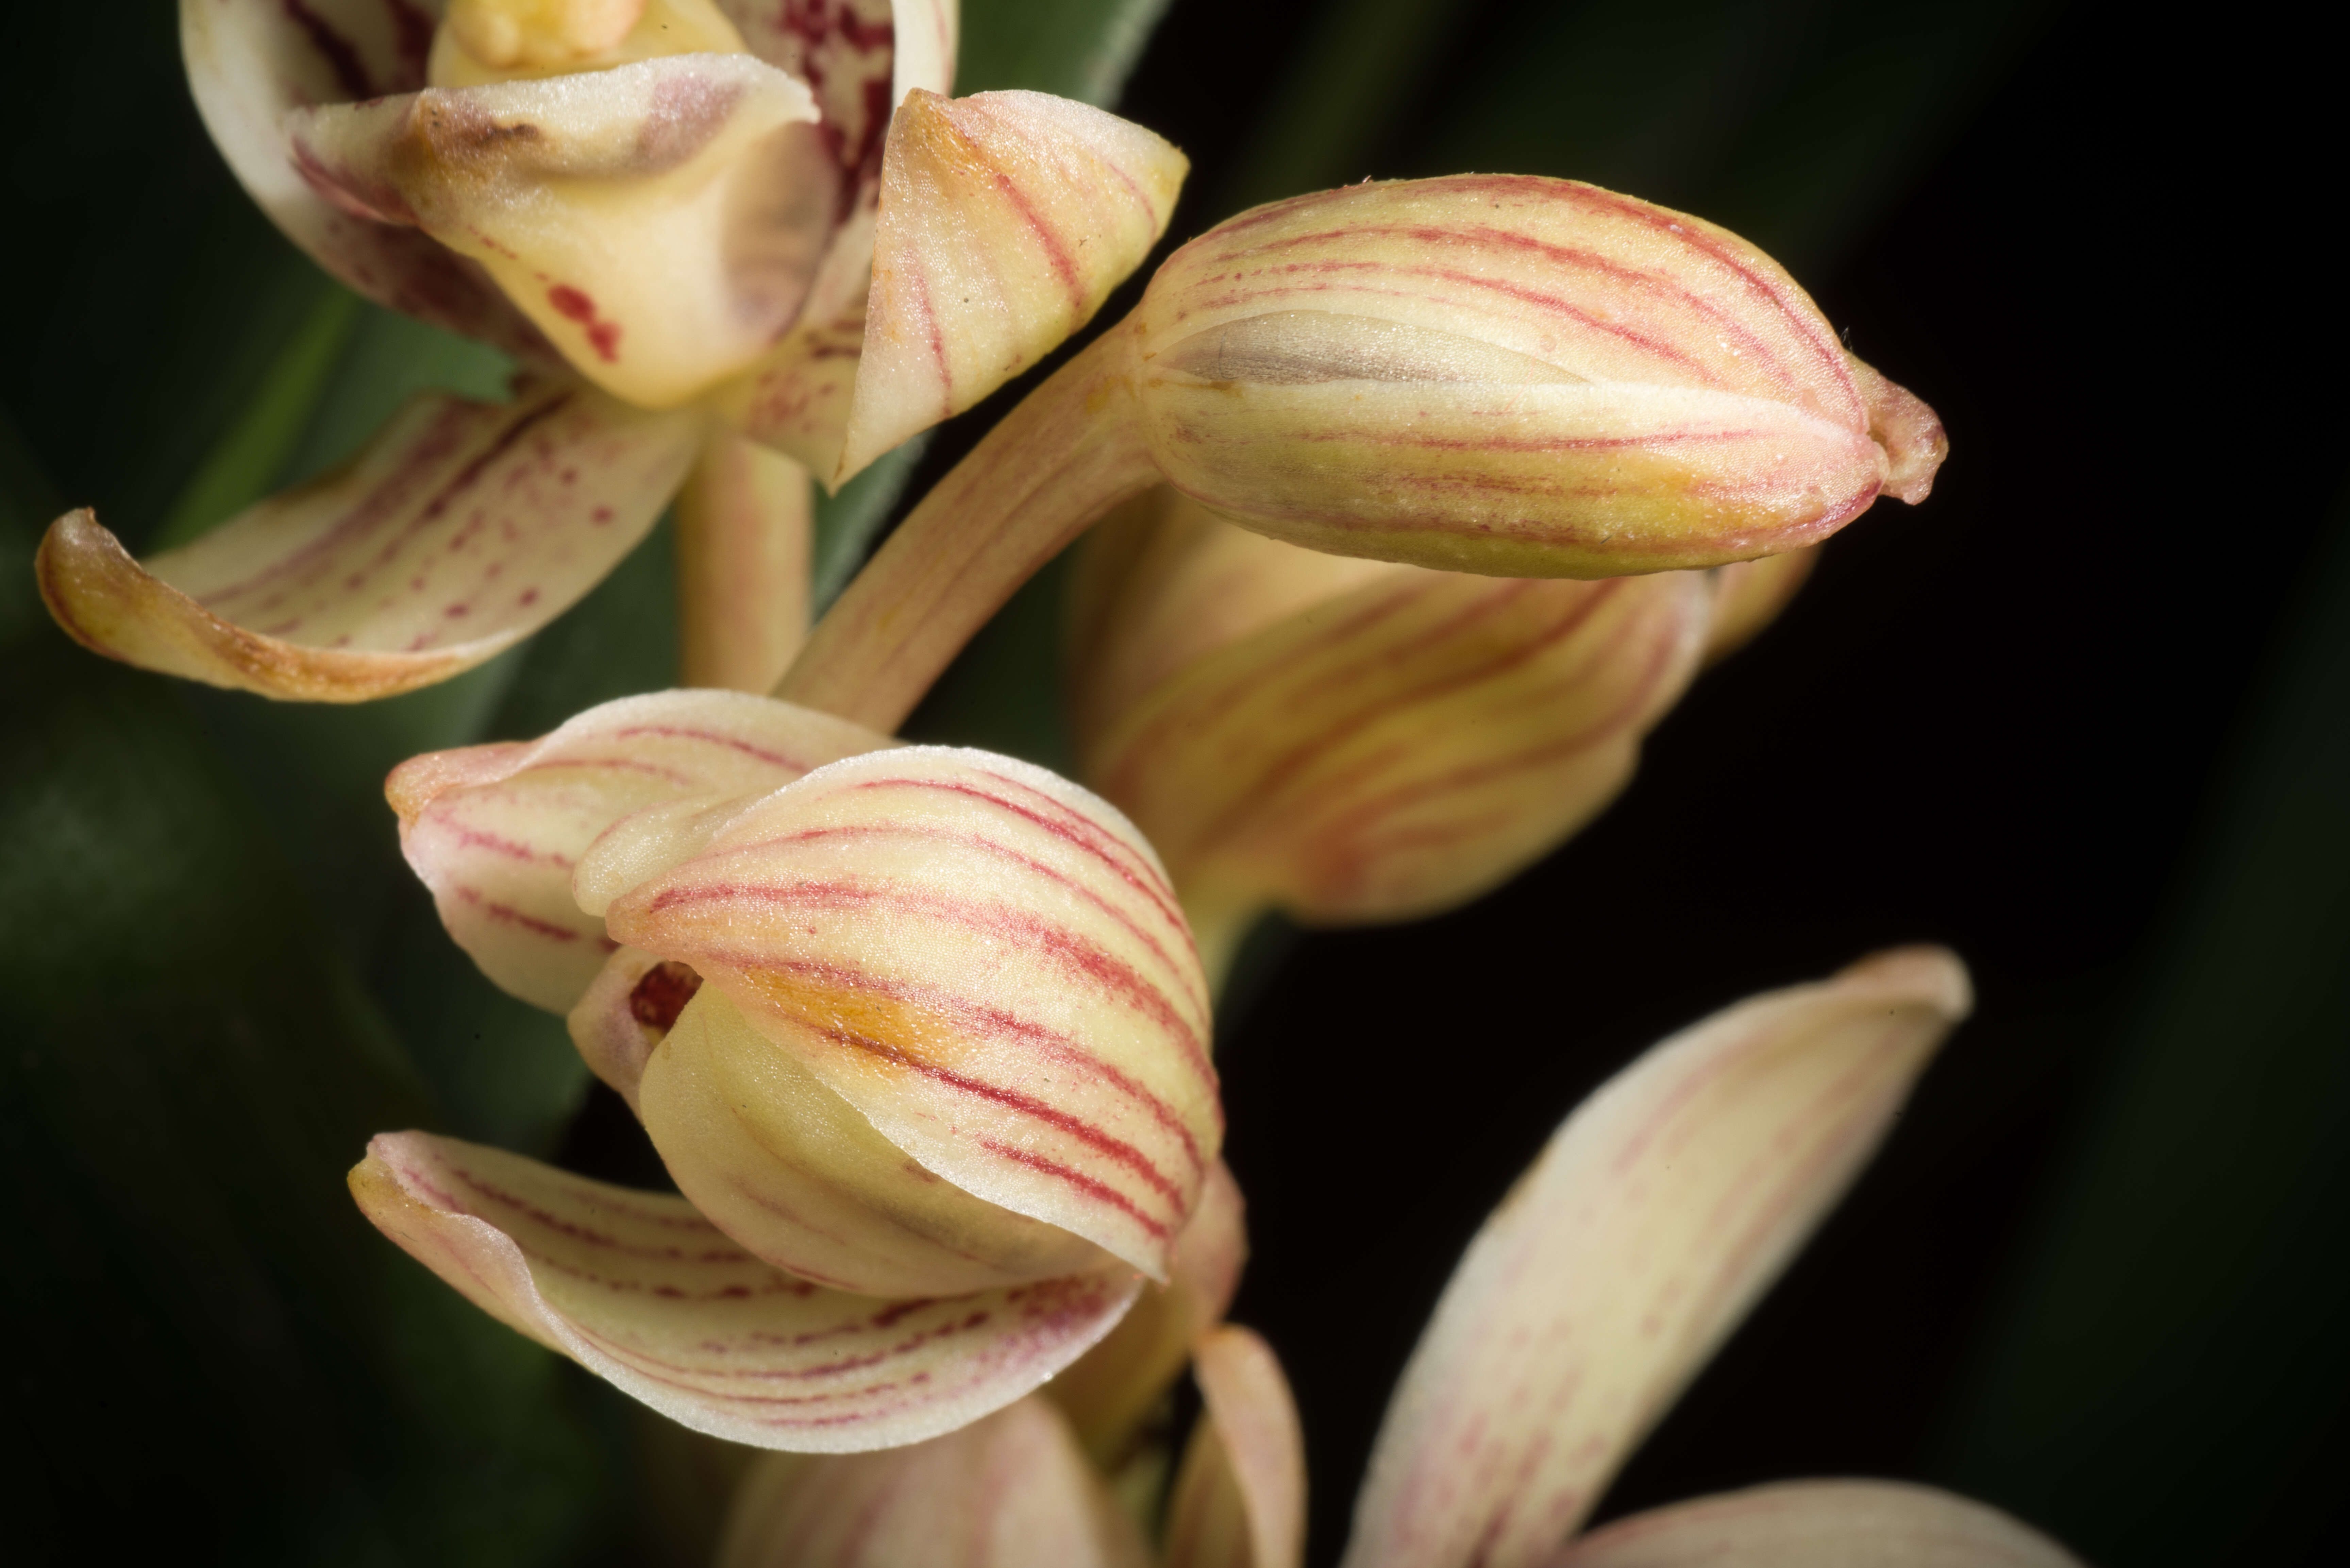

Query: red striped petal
left=1342, top=950, right=1974, bottom=1568
left=352, top=1131, right=1142, bottom=1452
left=35, top=384, right=701, bottom=702
left=390, top=690, right=893, bottom=1010
left=181, top=0, right=557, bottom=360
left=833, top=90, right=1187, bottom=483
left=606, top=747, right=1220, bottom=1283
left=1549, top=1481, right=2081, bottom=1568
left=716, top=1397, right=1149, bottom=1567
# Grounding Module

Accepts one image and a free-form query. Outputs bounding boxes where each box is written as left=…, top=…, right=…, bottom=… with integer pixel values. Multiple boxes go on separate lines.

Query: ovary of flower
left=711, top=949, right=2087, bottom=1568
left=777, top=174, right=1947, bottom=735
left=360, top=688, right=1223, bottom=1445
left=35, top=1, right=1184, bottom=703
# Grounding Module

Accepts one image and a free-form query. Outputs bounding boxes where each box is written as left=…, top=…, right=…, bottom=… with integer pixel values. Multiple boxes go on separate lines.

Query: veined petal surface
left=389, top=689, right=892, bottom=1010
left=287, top=53, right=836, bottom=406
left=716, top=1397, right=1149, bottom=1568
left=1166, top=1326, right=1308, bottom=1568
left=834, top=90, right=1187, bottom=482
left=36, top=384, right=701, bottom=701
left=1046, top=1160, right=1247, bottom=1460
left=1549, top=1481, right=2081, bottom=1568
left=604, top=747, right=1220, bottom=1282
left=352, top=1131, right=1142, bottom=1451
left=1342, top=949, right=1975, bottom=1568
left=181, top=0, right=556, bottom=358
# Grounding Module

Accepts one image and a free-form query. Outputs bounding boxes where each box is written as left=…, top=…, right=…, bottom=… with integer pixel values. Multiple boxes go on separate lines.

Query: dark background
left=3, top=2, right=2341, bottom=1565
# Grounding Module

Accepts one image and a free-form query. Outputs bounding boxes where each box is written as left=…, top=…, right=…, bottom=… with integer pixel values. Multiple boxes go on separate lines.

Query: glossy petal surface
left=180, top=0, right=556, bottom=358
left=352, top=1131, right=1141, bottom=1451
left=716, top=1398, right=1149, bottom=1567
left=1550, top=1481, right=2081, bottom=1568
left=835, top=89, right=1187, bottom=481
left=1130, top=177, right=1939, bottom=577
left=389, top=689, right=891, bottom=1009
left=288, top=54, right=835, bottom=406
left=1343, top=950, right=1974, bottom=1568
left=37, top=384, right=701, bottom=701
left=603, top=747, right=1220, bottom=1281
left=1166, top=1326, right=1308, bottom=1568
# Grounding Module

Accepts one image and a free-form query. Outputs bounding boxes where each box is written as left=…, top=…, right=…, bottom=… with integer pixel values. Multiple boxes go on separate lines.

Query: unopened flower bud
left=1068, top=490, right=1711, bottom=975
left=780, top=174, right=1943, bottom=735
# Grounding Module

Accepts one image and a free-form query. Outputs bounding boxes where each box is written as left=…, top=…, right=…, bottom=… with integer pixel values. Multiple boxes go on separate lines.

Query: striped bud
left=1068, top=489, right=1710, bottom=976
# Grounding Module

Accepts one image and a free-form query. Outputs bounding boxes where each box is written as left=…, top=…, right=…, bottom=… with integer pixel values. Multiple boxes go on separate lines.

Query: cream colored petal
left=639, top=984, right=1114, bottom=1296
left=1548, top=1481, right=2081, bottom=1568
left=719, top=0, right=958, bottom=165
left=677, top=433, right=813, bottom=692
left=604, top=747, right=1221, bottom=1282
left=388, top=689, right=893, bottom=1010
left=287, top=54, right=836, bottom=407
left=1165, top=1326, right=1308, bottom=1568
left=36, top=384, right=701, bottom=702
left=719, top=207, right=878, bottom=474
left=352, top=1131, right=1142, bottom=1451
left=1045, top=1161, right=1247, bottom=1462
left=1342, top=949, right=1975, bottom=1568
left=716, top=1397, right=1149, bottom=1568
left=1081, top=536, right=1712, bottom=942
left=833, top=90, right=1187, bottom=483
left=1702, top=547, right=1818, bottom=665
left=180, top=0, right=557, bottom=359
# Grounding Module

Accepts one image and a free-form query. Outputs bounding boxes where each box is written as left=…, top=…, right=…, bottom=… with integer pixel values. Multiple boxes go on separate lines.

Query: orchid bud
left=780, top=175, right=1943, bottom=735
left=1068, top=490, right=1710, bottom=976
left=389, top=693, right=1221, bottom=1302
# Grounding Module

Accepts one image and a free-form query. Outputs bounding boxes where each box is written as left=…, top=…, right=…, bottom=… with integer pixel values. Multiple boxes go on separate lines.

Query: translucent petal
left=1165, top=1326, right=1308, bottom=1568
left=1549, top=1481, right=2080, bottom=1568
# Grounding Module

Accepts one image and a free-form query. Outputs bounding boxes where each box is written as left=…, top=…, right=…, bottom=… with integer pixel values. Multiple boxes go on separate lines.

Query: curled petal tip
left=1849, top=353, right=1948, bottom=505
left=1836, top=942, right=1975, bottom=1021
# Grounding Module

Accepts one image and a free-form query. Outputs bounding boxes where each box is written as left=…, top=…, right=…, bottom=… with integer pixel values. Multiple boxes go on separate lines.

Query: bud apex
left=1128, top=175, right=1942, bottom=577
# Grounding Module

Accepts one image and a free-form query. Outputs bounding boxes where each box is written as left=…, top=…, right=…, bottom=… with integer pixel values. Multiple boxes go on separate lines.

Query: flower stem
left=675, top=433, right=811, bottom=693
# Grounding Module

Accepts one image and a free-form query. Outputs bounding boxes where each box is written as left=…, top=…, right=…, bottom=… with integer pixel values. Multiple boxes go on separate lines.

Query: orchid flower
left=1065, top=489, right=1787, bottom=978
left=706, top=948, right=2083, bottom=1568
left=355, top=687, right=1222, bottom=1448
left=35, top=0, right=1186, bottom=701
left=774, top=174, right=1944, bottom=733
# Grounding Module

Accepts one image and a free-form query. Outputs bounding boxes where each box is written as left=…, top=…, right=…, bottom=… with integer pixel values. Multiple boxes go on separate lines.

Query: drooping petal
left=387, top=689, right=892, bottom=1010
left=1702, top=546, right=1817, bottom=665
left=180, top=0, right=557, bottom=359
left=676, top=433, right=813, bottom=692
left=36, top=384, right=703, bottom=702
left=1548, top=1481, right=2081, bottom=1568
left=638, top=983, right=1115, bottom=1296
left=1076, top=506, right=1712, bottom=963
left=1046, top=1161, right=1247, bottom=1461
left=833, top=90, right=1188, bottom=483
left=715, top=1397, right=1149, bottom=1568
left=603, top=747, right=1221, bottom=1282
left=1165, top=1326, right=1308, bottom=1568
left=287, top=54, right=837, bottom=407
left=1342, top=949, right=1975, bottom=1568
left=352, top=1131, right=1141, bottom=1451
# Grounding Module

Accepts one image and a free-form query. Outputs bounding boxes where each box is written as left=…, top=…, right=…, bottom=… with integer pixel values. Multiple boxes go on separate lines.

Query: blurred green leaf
left=813, top=438, right=929, bottom=614
left=958, top=0, right=1174, bottom=103
left=1933, top=491, right=2350, bottom=1562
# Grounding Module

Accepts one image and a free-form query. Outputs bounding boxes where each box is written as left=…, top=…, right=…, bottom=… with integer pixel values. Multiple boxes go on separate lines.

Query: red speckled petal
left=1342, top=950, right=1975, bottom=1568
left=834, top=90, right=1186, bottom=483
left=1549, top=1482, right=2081, bottom=1568
left=387, top=689, right=894, bottom=1010
left=287, top=53, right=835, bottom=407
left=353, top=1131, right=1140, bottom=1451
left=35, top=382, right=702, bottom=702
left=1166, top=1326, right=1308, bottom=1568
left=603, top=747, right=1220, bottom=1283
left=716, top=1397, right=1149, bottom=1568
left=180, top=0, right=557, bottom=360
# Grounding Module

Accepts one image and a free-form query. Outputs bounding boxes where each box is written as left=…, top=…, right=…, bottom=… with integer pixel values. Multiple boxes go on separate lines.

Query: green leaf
left=813, top=437, right=928, bottom=614
left=957, top=0, right=1175, bottom=104
left=1932, top=491, right=2350, bottom=1563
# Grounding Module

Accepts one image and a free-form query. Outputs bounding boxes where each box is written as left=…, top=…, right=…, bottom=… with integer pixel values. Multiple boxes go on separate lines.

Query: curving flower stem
left=773, top=325, right=1157, bottom=732
left=675, top=434, right=812, bottom=693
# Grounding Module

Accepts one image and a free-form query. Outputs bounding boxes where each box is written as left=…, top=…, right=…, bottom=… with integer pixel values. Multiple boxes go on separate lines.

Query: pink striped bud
left=1069, top=490, right=1710, bottom=975
left=1128, top=175, right=1944, bottom=578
